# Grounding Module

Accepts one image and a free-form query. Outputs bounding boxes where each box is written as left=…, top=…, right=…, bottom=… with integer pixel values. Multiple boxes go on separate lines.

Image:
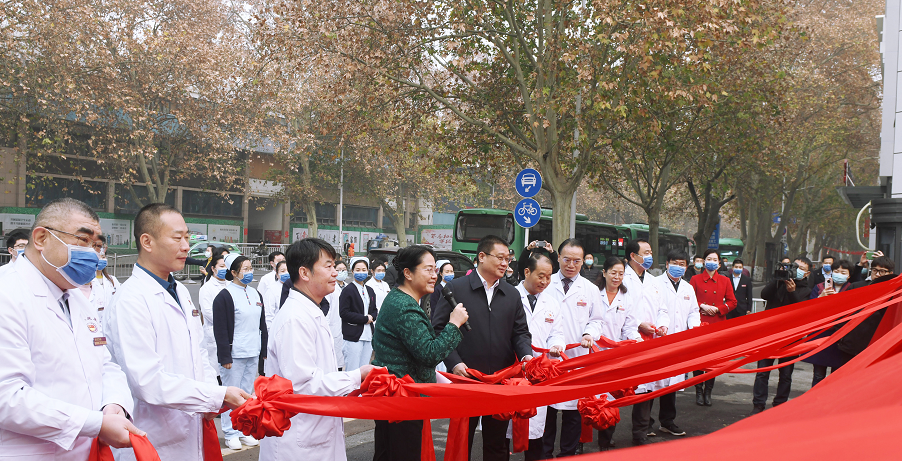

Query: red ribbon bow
left=578, top=394, right=621, bottom=432
left=523, top=354, right=563, bottom=384
left=490, top=378, right=536, bottom=453
left=610, top=385, right=638, bottom=400
left=231, top=374, right=296, bottom=439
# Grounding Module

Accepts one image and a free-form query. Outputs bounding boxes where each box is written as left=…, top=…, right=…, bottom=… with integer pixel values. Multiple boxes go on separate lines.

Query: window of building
left=114, top=184, right=176, bottom=214
left=27, top=175, right=107, bottom=211
left=342, top=205, right=378, bottom=228
left=182, top=190, right=243, bottom=217
left=291, top=203, right=337, bottom=225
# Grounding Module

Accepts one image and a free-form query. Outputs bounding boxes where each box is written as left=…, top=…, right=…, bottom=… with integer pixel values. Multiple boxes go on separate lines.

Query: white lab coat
left=198, top=277, right=227, bottom=375
left=257, top=270, right=280, bottom=301
left=87, top=274, right=120, bottom=314
left=547, top=272, right=604, bottom=411
left=506, top=283, right=565, bottom=440
left=652, top=274, right=701, bottom=389
left=259, top=289, right=362, bottom=461
left=364, top=278, right=390, bottom=312
left=263, top=279, right=285, bottom=333
left=598, top=289, right=643, bottom=345
left=325, top=282, right=347, bottom=370
left=104, top=265, right=226, bottom=461
left=623, top=265, right=670, bottom=394
left=0, top=256, right=133, bottom=460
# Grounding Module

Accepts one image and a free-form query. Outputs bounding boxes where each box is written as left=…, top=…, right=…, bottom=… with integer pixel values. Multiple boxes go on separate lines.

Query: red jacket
left=690, top=271, right=738, bottom=325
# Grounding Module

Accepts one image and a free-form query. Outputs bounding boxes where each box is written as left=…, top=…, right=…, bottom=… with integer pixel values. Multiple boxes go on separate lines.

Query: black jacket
left=760, top=276, right=811, bottom=311
left=727, top=273, right=754, bottom=318
left=837, top=275, right=896, bottom=357
left=432, top=270, right=532, bottom=374
left=339, top=282, right=379, bottom=341
left=212, top=287, right=268, bottom=365
left=685, top=266, right=701, bottom=282
left=580, top=265, right=601, bottom=288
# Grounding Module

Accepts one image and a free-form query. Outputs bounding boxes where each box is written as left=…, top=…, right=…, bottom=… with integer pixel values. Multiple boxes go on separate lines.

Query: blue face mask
left=96, top=258, right=108, bottom=272
left=823, top=264, right=832, bottom=273
left=443, top=274, right=455, bottom=283
left=16, top=248, right=25, bottom=258
left=279, top=273, right=290, bottom=284
left=354, top=272, right=368, bottom=282
left=634, top=254, right=654, bottom=270
left=667, top=264, right=686, bottom=279
left=831, top=273, right=848, bottom=285
left=796, top=268, right=806, bottom=280
left=240, top=272, right=254, bottom=285
left=732, top=268, right=742, bottom=275
left=216, top=268, right=228, bottom=280
left=374, top=272, right=385, bottom=281
left=42, top=231, right=100, bottom=286
left=861, top=267, right=868, bottom=278
left=705, top=261, right=719, bottom=271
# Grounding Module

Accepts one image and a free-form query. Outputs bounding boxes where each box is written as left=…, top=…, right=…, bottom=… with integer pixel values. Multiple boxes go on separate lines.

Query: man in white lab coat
left=257, top=250, right=286, bottom=301
left=620, top=238, right=669, bottom=447
left=104, top=203, right=250, bottom=460
left=541, top=239, right=605, bottom=459
left=260, top=238, right=373, bottom=461
left=648, top=249, right=700, bottom=438
left=0, top=198, right=141, bottom=459
left=511, top=252, right=565, bottom=460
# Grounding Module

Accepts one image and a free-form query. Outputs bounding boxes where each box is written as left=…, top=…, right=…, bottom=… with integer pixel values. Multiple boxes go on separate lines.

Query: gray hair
left=33, top=198, right=99, bottom=231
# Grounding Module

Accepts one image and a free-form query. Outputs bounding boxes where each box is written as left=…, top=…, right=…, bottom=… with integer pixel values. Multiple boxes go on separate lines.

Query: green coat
left=372, top=288, right=462, bottom=383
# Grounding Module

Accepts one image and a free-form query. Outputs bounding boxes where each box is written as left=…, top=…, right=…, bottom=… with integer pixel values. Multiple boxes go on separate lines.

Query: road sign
left=515, top=168, right=542, bottom=198
left=707, top=221, right=720, bottom=249
left=514, top=198, right=541, bottom=228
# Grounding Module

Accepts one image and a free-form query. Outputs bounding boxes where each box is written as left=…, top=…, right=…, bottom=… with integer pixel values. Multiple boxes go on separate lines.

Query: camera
left=535, top=240, right=547, bottom=249
left=773, top=261, right=799, bottom=281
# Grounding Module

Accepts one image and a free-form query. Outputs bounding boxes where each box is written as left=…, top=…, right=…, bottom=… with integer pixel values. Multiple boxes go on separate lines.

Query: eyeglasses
left=872, top=268, right=893, bottom=277
left=12, top=243, right=27, bottom=250
left=483, top=253, right=513, bottom=264
left=561, top=257, right=583, bottom=267
left=420, top=267, right=437, bottom=275
left=44, top=227, right=93, bottom=247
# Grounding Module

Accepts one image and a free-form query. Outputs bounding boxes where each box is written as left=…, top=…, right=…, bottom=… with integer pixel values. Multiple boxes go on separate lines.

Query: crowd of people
left=0, top=196, right=895, bottom=461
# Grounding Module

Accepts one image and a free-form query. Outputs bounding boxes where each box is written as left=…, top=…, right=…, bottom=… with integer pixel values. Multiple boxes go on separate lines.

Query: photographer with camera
left=751, top=256, right=813, bottom=414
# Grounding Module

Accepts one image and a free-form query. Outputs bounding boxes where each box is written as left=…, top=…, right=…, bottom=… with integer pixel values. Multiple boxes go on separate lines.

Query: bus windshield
left=456, top=213, right=515, bottom=244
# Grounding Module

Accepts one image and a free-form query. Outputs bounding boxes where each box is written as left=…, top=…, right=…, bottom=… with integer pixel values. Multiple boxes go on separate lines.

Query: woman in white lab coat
left=365, top=259, right=391, bottom=312
left=198, top=252, right=228, bottom=381
left=263, top=260, right=290, bottom=330
left=325, top=260, right=349, bottom=370
left=509, top=252, right=565, bottom=460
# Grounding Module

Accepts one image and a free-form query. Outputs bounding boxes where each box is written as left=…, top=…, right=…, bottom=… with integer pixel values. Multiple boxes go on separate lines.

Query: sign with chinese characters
left=421, top=228, right=453, bottom=249
left=208, top=224, right=241, bottom=243
left=0, top=213, right=35, bottom=234
left=99, top=218, right=131, bottom=248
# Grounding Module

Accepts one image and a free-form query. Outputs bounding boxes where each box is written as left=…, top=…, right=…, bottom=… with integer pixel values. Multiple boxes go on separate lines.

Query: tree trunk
left=548, top=184, right=576, bottom=250
left=302, top=201, right=318, bottom=238
left=382, top=198, right=408, bottom=248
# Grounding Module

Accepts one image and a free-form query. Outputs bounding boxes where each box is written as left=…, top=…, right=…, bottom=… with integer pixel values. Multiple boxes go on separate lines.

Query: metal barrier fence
left=235, top=244, right=291, bottom=270
left=0, top=253, right=9, bottom=266
left=106, top=253, right=139, bottom=279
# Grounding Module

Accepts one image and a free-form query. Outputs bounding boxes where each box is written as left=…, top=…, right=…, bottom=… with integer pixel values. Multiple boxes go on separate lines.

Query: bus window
left=456, top=213, right=515, bottom=244
left=576, top=223, right=621, bottom=260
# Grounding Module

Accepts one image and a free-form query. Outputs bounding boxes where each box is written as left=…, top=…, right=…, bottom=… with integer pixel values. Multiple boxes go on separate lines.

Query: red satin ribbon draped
left=203, top=418, right=224, bottom=461
left=89, top=434, right=161, bottom=461
left=227, top=278, right=902, bottom=458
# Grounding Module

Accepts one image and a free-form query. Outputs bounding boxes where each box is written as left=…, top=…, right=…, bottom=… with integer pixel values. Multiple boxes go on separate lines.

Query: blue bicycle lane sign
left=514, top=198, right=541, bottom=228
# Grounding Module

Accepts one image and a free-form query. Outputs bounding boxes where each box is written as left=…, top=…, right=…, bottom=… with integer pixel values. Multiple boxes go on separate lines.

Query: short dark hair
left=522, top=252, right=553, bottom=274
left=732, top=259, right=744, bottom=266
left=597, top=256, right=627, bottom=293
left=834, top=259, right=855, bottom=273
left=269, top=251, right=285, bottom=263
left=795, top=256, right=813, bottom=270
left=557, top=238, right=585, bottom=256
left=872, top=256, right=895, bottom=272
left=476, top=235, right=509, bottom=259
left=286, top=238, right=337, bottom=283
left=225, top=255, right=250, bottom=281
left=823, top=255, right=836, bottom=263
left=703, top=249, right=720, bottom=260
left=666, top=249, right=689, bottom=264
left=335, top=260, right=348, bottom=270
left=371, top=259, right=387, bottom=271
left=694, top=255, right=704, bottom=261
left=275, top=260, right=287, bottom=273
left=6, top=231, right=29, bottom=249
left=393, top=245, right=436, bottom=286
left=134, top=203, right=180, bottom=245
left=624, top=239, right=648, bottom=258
left=351, top=259, right=369, bottom=272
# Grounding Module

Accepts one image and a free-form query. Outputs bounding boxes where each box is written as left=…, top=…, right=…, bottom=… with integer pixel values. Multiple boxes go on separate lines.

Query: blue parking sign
left=515, top=169, right=542, bottom=198
left=514, top=198, right=541, bottom=228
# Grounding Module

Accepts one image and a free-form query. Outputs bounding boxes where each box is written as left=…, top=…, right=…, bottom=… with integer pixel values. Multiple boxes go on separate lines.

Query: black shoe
left=632, top=438, right=650, bottom=446
left=597, top=441, right=616, bottom=450
left=695, top=388, right=705, bottom=406
left=659, top=424, right=686, bottom=436
left=647, top=429, right=657, bottom=437
left=575, top=443, right=584, bottom=455
left=751, top=405, right=765, bottom=415
left=703, top=388, right=713, bottom=406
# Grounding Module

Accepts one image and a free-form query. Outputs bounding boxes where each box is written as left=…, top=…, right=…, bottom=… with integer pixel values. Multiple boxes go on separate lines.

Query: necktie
left=59, top=293, right=72, bottom=327
left=527, top=294, right=537, bottom=312
left=563, top=277, right=572, bottom=294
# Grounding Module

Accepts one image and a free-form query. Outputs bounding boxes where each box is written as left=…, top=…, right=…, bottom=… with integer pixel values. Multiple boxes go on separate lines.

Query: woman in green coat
left=372, top=245, right=469, bottom=461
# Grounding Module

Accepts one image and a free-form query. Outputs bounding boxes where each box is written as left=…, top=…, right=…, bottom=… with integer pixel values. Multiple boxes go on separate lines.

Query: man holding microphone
left=433, top=235, right=533, bottom=461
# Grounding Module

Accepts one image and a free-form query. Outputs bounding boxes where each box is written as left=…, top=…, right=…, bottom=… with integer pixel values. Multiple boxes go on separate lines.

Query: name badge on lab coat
left=545, top=312, right=555, bottom=323
left=577, top=300, right=587, bottom=307
left=93, top=337, right=107, bottom=346
left=86, top=318, right=99, bottom=333
left=192, top=309, right=200, bottom=317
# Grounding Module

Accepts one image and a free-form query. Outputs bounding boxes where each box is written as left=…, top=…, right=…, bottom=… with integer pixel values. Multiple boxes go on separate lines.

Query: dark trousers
left=468, top=415, right=510, bottom=461
left=812, top=365, right=837, bottom=387
left=597, top=424, right=616, bottom=448
left=693, top=370, right=716, bottom=391
left=752, top=357, right=795, bottom=407
left=631, top=396, right=652, bottom=442
left=507, top=437, right=544, bottom=461
left=373, top=420, right=423, bottom=461
left=657, top=391, right=677, bottom=427
left=542, top=407, right=581, bottom=458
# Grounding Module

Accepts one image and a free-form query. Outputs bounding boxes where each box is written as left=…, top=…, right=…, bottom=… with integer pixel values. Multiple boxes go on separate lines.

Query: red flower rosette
left=610, top=385, right=637, bottom=400
left=577, top=394, right=620, bottom=430
left=523, top=354, right=563, bottom=384
left=231, top=374, right=296, bottom=439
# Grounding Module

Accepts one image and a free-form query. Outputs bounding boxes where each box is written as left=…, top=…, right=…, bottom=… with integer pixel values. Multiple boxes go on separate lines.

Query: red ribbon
left=203, top=418, right=223, bottom=461
left=523, top=354, right=563, bottom=384
left=578, top=395, right=621, bottom=431
left=89, top=434, right=161, bottom=461
left=490, top=378, right=536, bottom=453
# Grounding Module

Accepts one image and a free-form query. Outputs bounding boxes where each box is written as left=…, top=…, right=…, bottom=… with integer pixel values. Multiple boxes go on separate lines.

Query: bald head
left=33, top=198, right=99, bottom=232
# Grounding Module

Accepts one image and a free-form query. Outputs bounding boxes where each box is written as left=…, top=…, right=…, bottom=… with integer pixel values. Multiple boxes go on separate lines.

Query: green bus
left=452, top=208, right=691, bottom=263
left=717, top=237, right=745, bottom=264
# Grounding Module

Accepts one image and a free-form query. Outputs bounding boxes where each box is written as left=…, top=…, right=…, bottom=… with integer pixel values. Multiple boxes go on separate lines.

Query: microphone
left=442, top=284, right=471, bottom=332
